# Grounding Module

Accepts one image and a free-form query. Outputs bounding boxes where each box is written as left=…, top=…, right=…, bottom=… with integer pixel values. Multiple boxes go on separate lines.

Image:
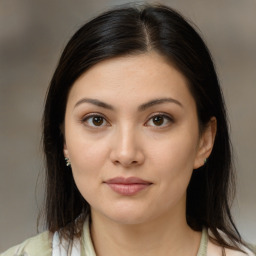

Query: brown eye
left=152, top=116, right=164, bottom=126
left=92, top=116, right=104, bottom=126
left=83, top=115, right=108, bottom=127
left=145, top=114, right=173, bottom=127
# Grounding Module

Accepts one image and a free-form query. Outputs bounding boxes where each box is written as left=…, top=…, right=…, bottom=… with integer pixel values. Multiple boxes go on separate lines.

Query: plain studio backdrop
left=0, top=0, right=255, bottom=252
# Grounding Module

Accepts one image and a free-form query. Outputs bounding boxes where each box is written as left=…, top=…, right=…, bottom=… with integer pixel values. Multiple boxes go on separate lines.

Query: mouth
left=104, top=176, right=152, bottom=196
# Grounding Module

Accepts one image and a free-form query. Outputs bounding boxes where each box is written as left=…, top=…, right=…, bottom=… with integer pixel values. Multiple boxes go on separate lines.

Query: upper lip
left=104, top=176, right=152, bottom=184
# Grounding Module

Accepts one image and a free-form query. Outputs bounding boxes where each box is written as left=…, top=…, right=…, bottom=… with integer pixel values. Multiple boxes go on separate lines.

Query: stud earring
left=65, top=157, right=71, bottom=167
left=204, top=158, right=207, bottom=165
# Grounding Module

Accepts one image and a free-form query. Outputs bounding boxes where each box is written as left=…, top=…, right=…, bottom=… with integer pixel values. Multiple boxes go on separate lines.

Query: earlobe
left=61, top=123, right=69, bottom=158
left=63, top=144, right=71, bottom=167
left=63, top=141, right=69, bottom=158
left=193, top=117, right=217, bottom=169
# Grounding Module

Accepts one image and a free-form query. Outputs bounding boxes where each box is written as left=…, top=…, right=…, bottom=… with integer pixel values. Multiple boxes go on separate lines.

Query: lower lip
left=106, top=183, right=151, bottom=196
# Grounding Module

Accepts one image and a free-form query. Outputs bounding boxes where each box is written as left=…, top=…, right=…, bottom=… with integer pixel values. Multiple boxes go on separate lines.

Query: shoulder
left=207, top=237, right=255, bottom=256
left=1, top=231, right=52, bottom=256
left=225, top=247, right=256, bottom=256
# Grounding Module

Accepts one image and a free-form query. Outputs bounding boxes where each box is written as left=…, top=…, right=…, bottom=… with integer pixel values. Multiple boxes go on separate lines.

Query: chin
left=108, top=214, right=149, bottom=225
left=100, top=206, right=156, bottom=226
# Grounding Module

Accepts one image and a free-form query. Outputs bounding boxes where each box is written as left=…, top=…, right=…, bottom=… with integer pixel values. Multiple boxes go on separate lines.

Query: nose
left=110, top=126, right=145, bottom=168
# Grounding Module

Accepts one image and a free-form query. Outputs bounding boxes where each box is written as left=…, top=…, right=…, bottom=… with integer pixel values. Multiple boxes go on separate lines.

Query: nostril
left=113, top=159, right=138, bottom=167
left=109, top=143, right=145, bottom=167
left=113, top=160, right=119, bottom=165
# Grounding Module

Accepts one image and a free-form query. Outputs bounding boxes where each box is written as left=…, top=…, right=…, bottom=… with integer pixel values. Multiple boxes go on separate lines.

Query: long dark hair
left=42, top=3, right=246, bottom=252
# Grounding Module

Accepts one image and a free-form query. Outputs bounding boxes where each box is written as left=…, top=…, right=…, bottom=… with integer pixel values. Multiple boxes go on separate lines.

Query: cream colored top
left=1, top=219, right=254, bottom=256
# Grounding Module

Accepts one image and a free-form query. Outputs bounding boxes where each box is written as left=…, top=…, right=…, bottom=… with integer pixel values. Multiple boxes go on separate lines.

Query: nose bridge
left=117, top=123, right=137, bottom=155
left=110, top=123, right=144, bottom=166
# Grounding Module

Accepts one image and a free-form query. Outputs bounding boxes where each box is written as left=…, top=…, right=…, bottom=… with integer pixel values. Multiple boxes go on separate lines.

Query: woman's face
left=63, top=52, right=214, bottom=225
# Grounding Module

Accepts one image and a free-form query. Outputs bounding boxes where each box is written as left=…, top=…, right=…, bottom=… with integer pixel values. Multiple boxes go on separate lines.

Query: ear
left=63, top=142, right=69, bottom=159
left=61, top=123, right=69, bottom=158
left=193, top=117, right=217, bottom=169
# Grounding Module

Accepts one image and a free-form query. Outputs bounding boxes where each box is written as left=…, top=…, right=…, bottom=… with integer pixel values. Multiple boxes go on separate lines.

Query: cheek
left=152, top=133, right=198, bottom=171
left=149, top=139, right=197, bottom=213
left=66, top=133, right=110, bottom=193
left=66, top=126, right=110, bottom=166
left=149, top=128, right=199, bottom=192
left=68, top=140, right=107, bottom=205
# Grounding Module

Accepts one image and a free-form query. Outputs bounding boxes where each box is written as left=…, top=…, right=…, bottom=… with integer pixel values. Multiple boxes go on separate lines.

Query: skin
left=63, top=52, right=216, bottom=256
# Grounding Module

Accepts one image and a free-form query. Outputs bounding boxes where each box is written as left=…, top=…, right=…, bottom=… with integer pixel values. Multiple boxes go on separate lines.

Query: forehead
left=67, top=52, right=195, bottom=109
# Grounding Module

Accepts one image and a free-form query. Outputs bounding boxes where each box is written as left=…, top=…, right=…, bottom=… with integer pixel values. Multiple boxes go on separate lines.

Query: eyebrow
left=74, top=98, right=114, bottom=110
left=74, top=97, right=183, bottom=111
left=138, top=98, right=183, bottom=111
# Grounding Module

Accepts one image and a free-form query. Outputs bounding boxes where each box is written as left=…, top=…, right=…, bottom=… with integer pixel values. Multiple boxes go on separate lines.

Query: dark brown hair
left=42, top=3, right=248, bottom=252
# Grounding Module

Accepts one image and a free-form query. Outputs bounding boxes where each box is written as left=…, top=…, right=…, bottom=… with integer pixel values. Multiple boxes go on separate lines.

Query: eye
left=82, top=114, right=109, bottom=127
left=145, top=114, right=173, bottom=127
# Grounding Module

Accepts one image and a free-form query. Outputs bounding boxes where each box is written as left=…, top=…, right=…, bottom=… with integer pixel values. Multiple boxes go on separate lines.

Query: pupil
left=153, top=116, right=163, bottom=126
left=93, top=117, right=103, bottom=126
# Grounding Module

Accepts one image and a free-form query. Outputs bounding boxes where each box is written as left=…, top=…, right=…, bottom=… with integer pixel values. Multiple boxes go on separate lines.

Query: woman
left=2, top=3, right=254, bottom=256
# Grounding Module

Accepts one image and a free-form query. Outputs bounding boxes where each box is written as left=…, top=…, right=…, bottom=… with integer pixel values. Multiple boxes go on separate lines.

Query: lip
left=104, top=176, right=152, bottom=196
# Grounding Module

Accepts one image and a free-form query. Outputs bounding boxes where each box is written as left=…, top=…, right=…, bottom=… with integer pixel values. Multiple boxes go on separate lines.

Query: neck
left=90, top=207, right=201, bottom=256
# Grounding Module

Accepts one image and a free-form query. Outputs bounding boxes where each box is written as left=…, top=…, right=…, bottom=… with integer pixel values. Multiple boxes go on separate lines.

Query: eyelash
left=145, top=113, right=174, bottom=128
left=81, top=113, right=110, bottom=128
left=81, top=112, right=174, bottom=128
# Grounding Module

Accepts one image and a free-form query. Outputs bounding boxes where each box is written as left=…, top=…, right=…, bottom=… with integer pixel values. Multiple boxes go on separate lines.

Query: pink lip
left=104, top=177, right=152, bottom=196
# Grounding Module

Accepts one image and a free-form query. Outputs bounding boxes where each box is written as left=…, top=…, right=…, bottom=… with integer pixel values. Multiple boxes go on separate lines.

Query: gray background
left=0, top=0, right=255, bottom=252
